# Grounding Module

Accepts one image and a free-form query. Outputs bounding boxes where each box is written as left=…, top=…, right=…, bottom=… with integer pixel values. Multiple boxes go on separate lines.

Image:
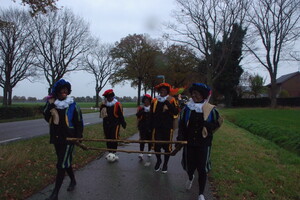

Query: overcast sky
left=1, top=0, right=176, bottom=99
left=1, top=0, right=299, bottom=99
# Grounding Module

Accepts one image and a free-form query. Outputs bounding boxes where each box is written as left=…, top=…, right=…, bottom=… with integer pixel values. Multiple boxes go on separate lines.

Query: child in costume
left=136, top=94, right=153, bottom=159
left=43, top=79, right=84, bottom=200
left=177, top=83, right=222, bottom=200
left=150, top=83, right=179, bottom=173
left=100, top=89, right=126, bottom=161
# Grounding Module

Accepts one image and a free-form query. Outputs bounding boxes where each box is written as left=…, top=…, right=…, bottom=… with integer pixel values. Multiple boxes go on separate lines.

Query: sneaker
left=161, top=164, right=168, bottom=174
left=67, top=180, right=76, bottom=191
left=185, top=175, right=194, bottom=190
left=138, top=154, right=143, bottom=160
left=154, top=160, right=161, bottom=172
left=198, top=194, right=205, bottom=200
left=144, top=161, right=151, bottom=167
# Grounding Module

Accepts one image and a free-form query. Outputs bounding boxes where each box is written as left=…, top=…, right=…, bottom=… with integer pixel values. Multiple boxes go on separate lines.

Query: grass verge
left=211, top=120, right=300, bottom=200
left=0, top=116, right=138, bottom=200
left=220, top=108, right=300, bottom=155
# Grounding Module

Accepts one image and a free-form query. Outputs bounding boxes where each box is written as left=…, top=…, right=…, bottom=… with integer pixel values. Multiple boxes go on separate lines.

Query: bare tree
left=11, top=0, right=58, bottom=16
left=0, top=8, right=36, bottom=106
left=290, top=51, right=300, bottom=62
left=165, top=0, right=249, bottom=93
left=82, top=42, right=119, bottom=107
left=245, top=0, right=300, bottom=107
left=31, top=9, right=92, bottom=95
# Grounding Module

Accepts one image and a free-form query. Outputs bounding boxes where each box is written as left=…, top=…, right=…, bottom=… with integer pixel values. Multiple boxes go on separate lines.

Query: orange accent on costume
left=114, top=102, right=122, bottom=118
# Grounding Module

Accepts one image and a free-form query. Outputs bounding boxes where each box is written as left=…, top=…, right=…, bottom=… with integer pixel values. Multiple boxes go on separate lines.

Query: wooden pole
left=71, top=138, right=187, bottom=156
left=67, top=137, right=187, bottom=145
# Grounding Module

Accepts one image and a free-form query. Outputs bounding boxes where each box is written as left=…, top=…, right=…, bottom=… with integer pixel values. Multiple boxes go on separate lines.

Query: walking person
left=151, top=83, right=179, bottom=173
left=43, top=79, right=84, bottom=200
left=136, top=94, right=153, bottom=160
left=177, top=83, right=222, bottom=200
left=100, top=89, right=126, bottom=161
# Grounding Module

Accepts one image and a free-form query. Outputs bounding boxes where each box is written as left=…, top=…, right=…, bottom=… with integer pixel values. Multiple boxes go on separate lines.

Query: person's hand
left=48, top=98, right=55, bottom=104
left=122, top=121, right=127, bottom=129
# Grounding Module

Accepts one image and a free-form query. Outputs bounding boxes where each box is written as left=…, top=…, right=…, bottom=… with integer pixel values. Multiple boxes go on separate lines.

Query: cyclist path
left=27, top=133, right=215, bottom=200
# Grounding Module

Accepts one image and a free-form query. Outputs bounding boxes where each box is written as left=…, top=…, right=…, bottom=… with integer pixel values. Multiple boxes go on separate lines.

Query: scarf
left=106, top=98, right=118, bottom=107
left=54, top=97, right=74, bottom=109
left=156, top=95, right=169, bottom=103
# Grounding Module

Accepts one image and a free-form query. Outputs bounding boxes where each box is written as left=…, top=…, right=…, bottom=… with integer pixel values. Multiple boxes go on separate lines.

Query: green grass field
left=211, top=120, right=300, bottom=200
left=220, top=108, right=300, bottom=155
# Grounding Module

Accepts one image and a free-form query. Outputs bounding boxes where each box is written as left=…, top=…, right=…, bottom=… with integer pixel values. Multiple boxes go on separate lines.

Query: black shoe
left=154, top=160, right=161, bottom=172
left=45, top=191, right=58, bottom=200
left=161, top=164, right=168, bottom=174
left=67, top=180, right=76, bottom=191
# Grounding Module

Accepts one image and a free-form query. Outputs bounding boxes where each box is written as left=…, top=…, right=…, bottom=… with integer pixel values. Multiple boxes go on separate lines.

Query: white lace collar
left=54, top=97, right=74, bottom=109
left=143, top=105, right=150, bottom=112
left=186, top=98, right=205, bottom=113
left=156, top=95, right=169, bottom=103
left=106, top=98, right=118, bottom=107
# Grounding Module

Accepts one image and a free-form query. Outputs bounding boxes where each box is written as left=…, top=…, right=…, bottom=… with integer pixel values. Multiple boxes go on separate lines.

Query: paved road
left=26, top=133, right=215, bottom=200
left=0, top=108, right=136, bottom=144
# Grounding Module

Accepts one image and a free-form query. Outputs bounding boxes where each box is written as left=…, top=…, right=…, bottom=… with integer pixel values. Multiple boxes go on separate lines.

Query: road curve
left=0, top=108, right=136, bottom=144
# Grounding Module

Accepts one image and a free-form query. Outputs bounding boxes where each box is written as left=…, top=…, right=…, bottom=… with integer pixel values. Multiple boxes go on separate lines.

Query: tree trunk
left=2, top=87, right=8, bottom=106
left=137, top=78, right=142, bottom=106
left=8, top=87, right=12, bottom=105
left=95, top=89, right=100, bottom=108
left=270, top=75, right=277, bottom=108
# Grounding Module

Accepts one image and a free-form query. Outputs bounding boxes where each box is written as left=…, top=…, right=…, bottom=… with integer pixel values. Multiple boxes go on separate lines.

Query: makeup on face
left=58, top=87, right=68, bottom=100
left=191, top=90, right=204, bottom=103
left=159, top=88, right=168, bottom=97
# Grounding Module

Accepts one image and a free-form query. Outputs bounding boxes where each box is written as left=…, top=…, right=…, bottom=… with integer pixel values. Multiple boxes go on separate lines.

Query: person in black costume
left=43, top=79, right=84, bottom=200
left=99, top=89, right=126, bottom=161
left=150, top=83, right=179, bottom=173
left=177, top=83, right=222, bottom=200
left=136, top=94, right=153, bottom=160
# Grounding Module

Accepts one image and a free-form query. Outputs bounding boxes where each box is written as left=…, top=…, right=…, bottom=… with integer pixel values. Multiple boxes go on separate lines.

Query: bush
left=0, top=106, right=44, bottom=120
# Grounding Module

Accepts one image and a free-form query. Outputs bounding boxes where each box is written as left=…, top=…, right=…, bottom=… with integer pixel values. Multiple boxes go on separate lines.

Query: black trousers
left=103, top=123, right=120, bottom=152
left=185, top=145, right=211, bottom=194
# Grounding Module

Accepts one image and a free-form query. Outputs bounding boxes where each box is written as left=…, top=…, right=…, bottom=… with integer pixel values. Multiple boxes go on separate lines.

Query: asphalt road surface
left=0, top=108, right=136, bottom=144
left=26, top=133, right=215, bottom=200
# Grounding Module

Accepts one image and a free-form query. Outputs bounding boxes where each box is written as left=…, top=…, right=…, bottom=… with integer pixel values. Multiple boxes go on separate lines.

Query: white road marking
left=0, top=137, right=22, bottom=144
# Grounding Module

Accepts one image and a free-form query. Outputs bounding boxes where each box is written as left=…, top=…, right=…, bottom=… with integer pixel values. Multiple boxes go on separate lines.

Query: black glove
left=121, top=121, right=127, bottom=129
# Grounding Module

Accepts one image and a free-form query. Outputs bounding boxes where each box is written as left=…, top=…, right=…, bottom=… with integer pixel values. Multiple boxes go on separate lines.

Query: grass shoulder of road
left=211, top=120, right=300, bottom=200
left=0, top=116, right=138, bottom=200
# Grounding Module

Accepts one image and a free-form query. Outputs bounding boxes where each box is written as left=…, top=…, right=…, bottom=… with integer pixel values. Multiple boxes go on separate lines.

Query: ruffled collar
left=156, top=95, right=169, bottom=103
left=54, top=97, right=74, bottom=109
left=143, top=105, right=150, bottom=112
left=106, top=98, right=118, bottom=107
left=186, top=98, right=205, bottom=113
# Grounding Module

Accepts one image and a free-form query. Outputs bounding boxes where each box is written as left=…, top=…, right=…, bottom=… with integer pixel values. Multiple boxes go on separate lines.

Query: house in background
left=267, top=71, right=300, bottom=97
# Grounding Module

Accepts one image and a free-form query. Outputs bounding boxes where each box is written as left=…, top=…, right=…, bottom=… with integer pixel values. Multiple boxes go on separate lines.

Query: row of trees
left=0, top=95, right=138, bottom=103
left=166, top=0, right=300, bottom=107
left=1, top=0, right=299, bottom=108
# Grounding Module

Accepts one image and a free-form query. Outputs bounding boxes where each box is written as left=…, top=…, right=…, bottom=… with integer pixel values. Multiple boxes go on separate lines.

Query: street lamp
left=156, top=75, right=165, bottom=83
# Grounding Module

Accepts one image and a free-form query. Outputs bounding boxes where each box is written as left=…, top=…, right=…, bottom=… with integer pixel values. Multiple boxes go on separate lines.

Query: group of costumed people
left=43, top=79, right=222, bottom=200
